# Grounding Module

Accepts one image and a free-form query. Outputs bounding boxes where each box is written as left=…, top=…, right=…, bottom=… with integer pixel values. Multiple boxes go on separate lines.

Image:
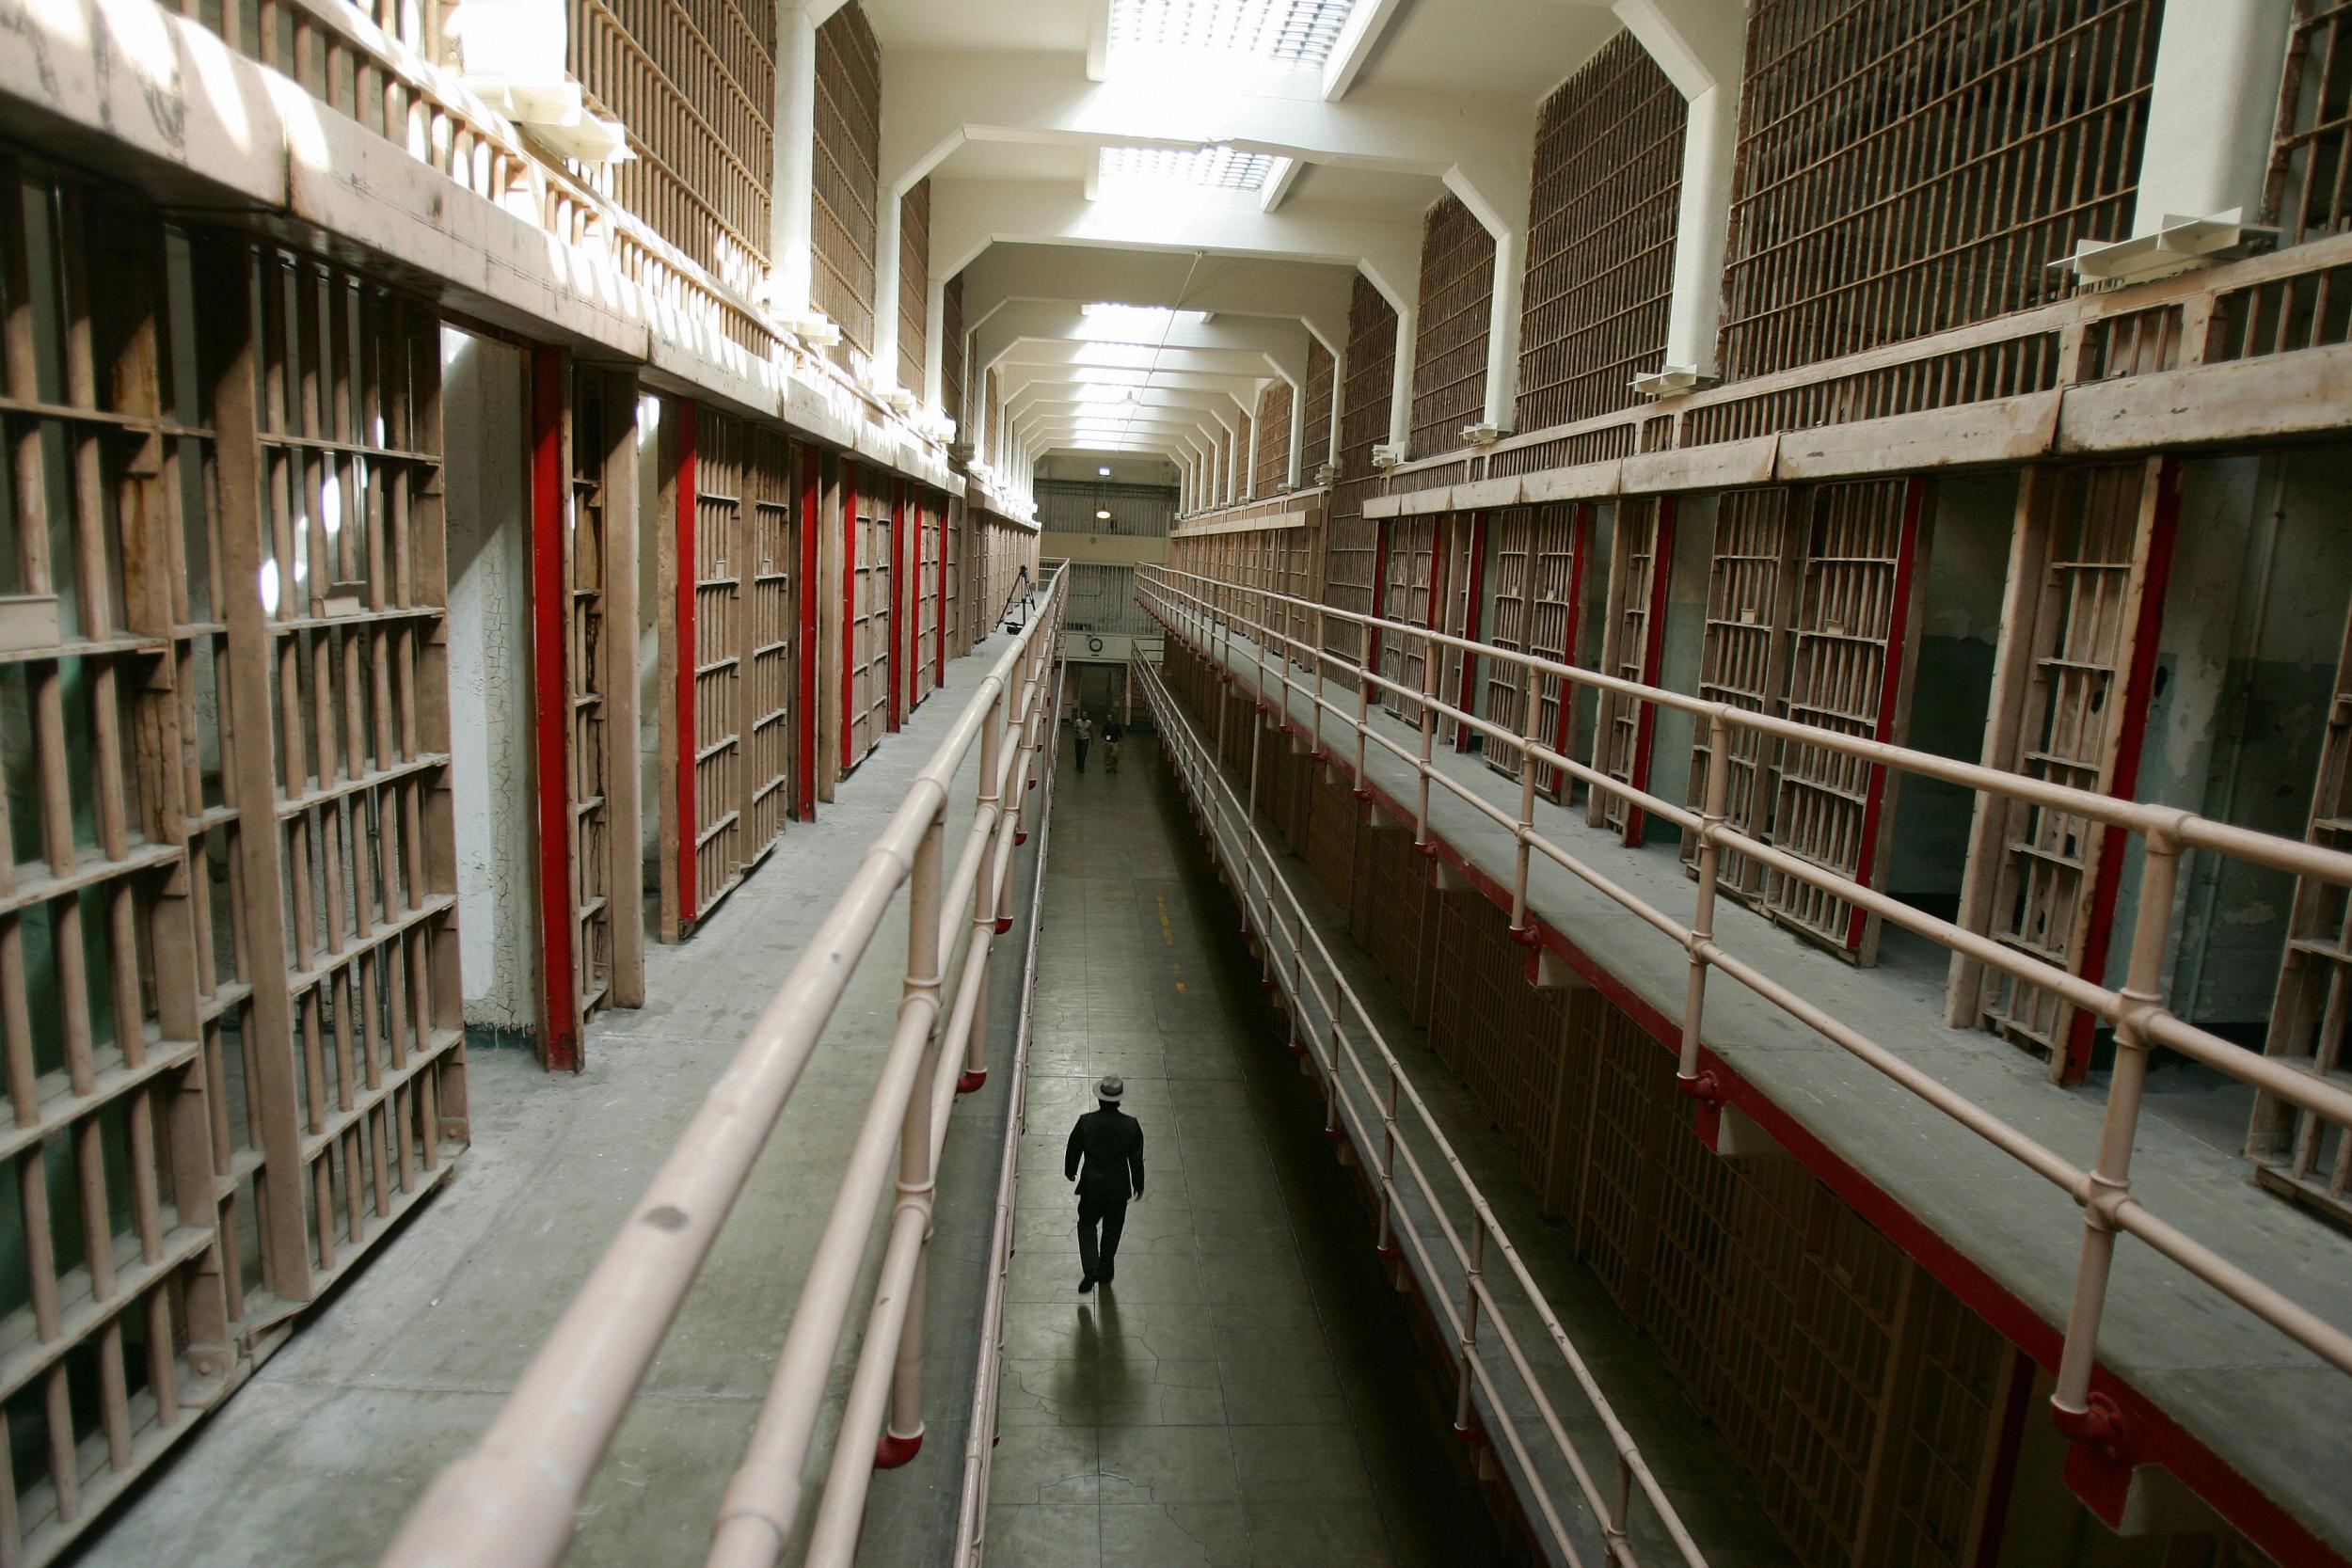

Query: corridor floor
left=985, top=733, right=1502, bottom=1568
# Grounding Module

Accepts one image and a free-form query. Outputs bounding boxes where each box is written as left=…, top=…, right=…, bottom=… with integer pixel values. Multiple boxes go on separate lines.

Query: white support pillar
left=1615, top=0, right=1746, bottom=393
left=1482, top=227, right=1526, bottom=431
left=1326, top=350, right=1344, bottom=471
left=875, top=188, right=904, bottom=384
left=2073, top=0, right=2293, bottom=281
left=1285, top=373, right=1306, bottom=489
left=1245, top=391, right=1263, bottom=499
left=924, top=274, right=948, bottom=414
left=1444, top=166, right=1532, bottom=436
left=1386, top=304, right=1418, bottom=452
left=769, top=4, right=820, bottom=320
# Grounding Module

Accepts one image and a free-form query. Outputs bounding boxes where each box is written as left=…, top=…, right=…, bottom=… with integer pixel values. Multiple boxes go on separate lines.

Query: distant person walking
left=1073, top=712, right=1093, bottom=773
left=1064, top=1074, right=1144, bottom=1292
left=1103, top=717, right=1124, bottom=773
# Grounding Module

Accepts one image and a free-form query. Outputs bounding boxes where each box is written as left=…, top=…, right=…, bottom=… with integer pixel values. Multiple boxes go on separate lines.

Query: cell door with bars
left=1484, top=510, right=1542, bottom=775
left=1762, top=479, right=1928, bottom=962
left=535, top=358, right=640, bottom=1067
left=744, top=429, right=795, bottom=861
left=850, top=500, right=892, bottom=762
left=0, top=170, right=269, bottom=1560
left=2249, top=594, right=2352, bottom=1226
left=1593, top=498, right=1675, bottom=843
left=944, top=499, right=964, bottom=660
left=690, top=412, right=748, bottom=917
left=915, top=492, right=942, bottom=706
left=1977, top=460, right=2177, bottom=1076
left=1682, top=488, right=1802, bottom=900
left=1437, top=514, right=1486, bottom=752
left=1379, top=517, right=1441, bottom=723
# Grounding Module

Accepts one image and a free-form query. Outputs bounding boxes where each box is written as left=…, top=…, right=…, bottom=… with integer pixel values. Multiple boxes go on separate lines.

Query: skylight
left=1079, top=302, right=1213, bottom=340
left=1108, top=0, right=1359, bottom=67
left=1098, top=144, right=1279, bottom=194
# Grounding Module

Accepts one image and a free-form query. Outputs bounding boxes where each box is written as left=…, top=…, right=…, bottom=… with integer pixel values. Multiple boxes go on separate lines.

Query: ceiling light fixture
left=1107, top=0, right=1359, bottom=68
left=1096, top=509, right=1113, bottom=520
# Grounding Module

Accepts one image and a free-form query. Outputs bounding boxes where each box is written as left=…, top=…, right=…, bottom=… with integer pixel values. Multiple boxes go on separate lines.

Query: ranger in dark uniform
left=1063, top=1073, right=1145, bottom=1292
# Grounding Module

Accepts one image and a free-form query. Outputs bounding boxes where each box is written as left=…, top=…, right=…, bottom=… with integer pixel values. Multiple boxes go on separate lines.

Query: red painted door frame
left=1621, top=497, right=1676, bottom=847
left=675, top=399, right=701, bottom=928
left=889, top=479, right=907, bottom=731
left=530, top=348, right=580, bottom=1071
left=841, top=460, right=859, bottom=772
left=796, top=444, right=819, bottom=819
left=1844, top=476, right=1928, bottom=953
left=2063, top=456, right=2183, bottom=1081
left=1454, top=510, right=1488, bottom=752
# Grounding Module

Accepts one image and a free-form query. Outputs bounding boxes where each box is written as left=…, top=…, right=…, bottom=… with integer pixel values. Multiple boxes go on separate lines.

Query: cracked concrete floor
left=983, top=736, right=1502, bottom=1568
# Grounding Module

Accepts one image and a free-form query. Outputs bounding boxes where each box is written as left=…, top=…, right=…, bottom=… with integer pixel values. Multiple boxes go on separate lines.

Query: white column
left=769, top=4, right=819, bottom=320
left=1285, top=372, right=1306, bottom=488
left=1614, top=0, right=1746, bottom=387
left=1661, top=85, right=1737, bottom=375
left=1326, top=350, right=1344, bottom=471
left=1386, top=304, right=1417, bottom=452
left=1244, top=391, right=1263, bottom=499
left=924, top=274, right=948, bottom=411
left=1482, top=227, right=1526, bottom=431
left=2110, top=0, right=2294, bottom=268
left=874, top=186, right=903, bottom=383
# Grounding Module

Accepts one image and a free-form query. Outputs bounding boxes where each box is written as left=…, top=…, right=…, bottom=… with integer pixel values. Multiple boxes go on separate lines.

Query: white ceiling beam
left=882, top=47, right=1529, bottom=247
left=960, top=245, right=1355, bottom=352
left=974, top=304, right=1311, bottom=386
left=1085, top=0, right=1110, bottom=81
left=1321, top=0, right=1414, bottom=102
left=1259, top=155, right=1306, bottom=214
left=932, top=179, right=1422, bottom=318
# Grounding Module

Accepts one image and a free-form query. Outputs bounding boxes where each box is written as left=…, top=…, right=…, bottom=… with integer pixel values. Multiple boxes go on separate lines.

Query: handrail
left=1134, top=562, right=2352, bottom=1451
left=1135, top=651, right=1703, bottom=1568
left=949, top=665, right=1064, bottom=1568
left=380, top=569, right=1068, bottom=1568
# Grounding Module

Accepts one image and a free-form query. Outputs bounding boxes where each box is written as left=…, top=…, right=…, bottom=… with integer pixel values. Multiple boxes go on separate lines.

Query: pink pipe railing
left=1135, top=562, right=2352, bottom=1454
left=379, top=571, right=1067, bottom=1568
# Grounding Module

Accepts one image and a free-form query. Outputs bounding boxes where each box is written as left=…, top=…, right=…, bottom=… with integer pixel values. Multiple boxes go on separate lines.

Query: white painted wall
left=442, top=329, right=540, bottom=1038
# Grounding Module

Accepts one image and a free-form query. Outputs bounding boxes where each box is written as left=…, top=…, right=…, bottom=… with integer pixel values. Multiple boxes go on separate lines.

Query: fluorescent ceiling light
left=1099, top=466, right=1113, bottom=476
left=1108, top=0, right=1358, bottom=67
left=1096, top=509, right=1114, bottom=520
left=1098, top=144, right=1277, bottom=194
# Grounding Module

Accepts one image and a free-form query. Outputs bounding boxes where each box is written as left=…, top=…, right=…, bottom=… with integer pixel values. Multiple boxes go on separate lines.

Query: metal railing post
left=1354, top=617, right=1375, bottom=795
left=1454, top=1214, right=1486, bottom=1436
left=1511, top=695, right=1540, bottom=934
left=1375, top=1062, right=1400, bottom=1259
left=961, top=689, right=1008, bottom=1088
left=1311, top=603, right=1327, bottom=760
left=1415, top=626, right=1438, bottom=852
left=882, top=805, right=947, bottom=1460
left=1681, top=711, right=1733, bottom=1087
left=2051, top=818, right=2185, bottom=1440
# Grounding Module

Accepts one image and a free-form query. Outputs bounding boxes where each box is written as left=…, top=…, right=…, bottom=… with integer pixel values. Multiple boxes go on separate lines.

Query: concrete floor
left=74, top=634, right=1038, bottom=1568
left=985, top=734, right=1503, bottom=1568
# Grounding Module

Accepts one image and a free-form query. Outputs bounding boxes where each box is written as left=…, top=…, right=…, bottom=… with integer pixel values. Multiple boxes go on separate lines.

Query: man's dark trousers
left=1077, top=1192, right=1126, bottom=1279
